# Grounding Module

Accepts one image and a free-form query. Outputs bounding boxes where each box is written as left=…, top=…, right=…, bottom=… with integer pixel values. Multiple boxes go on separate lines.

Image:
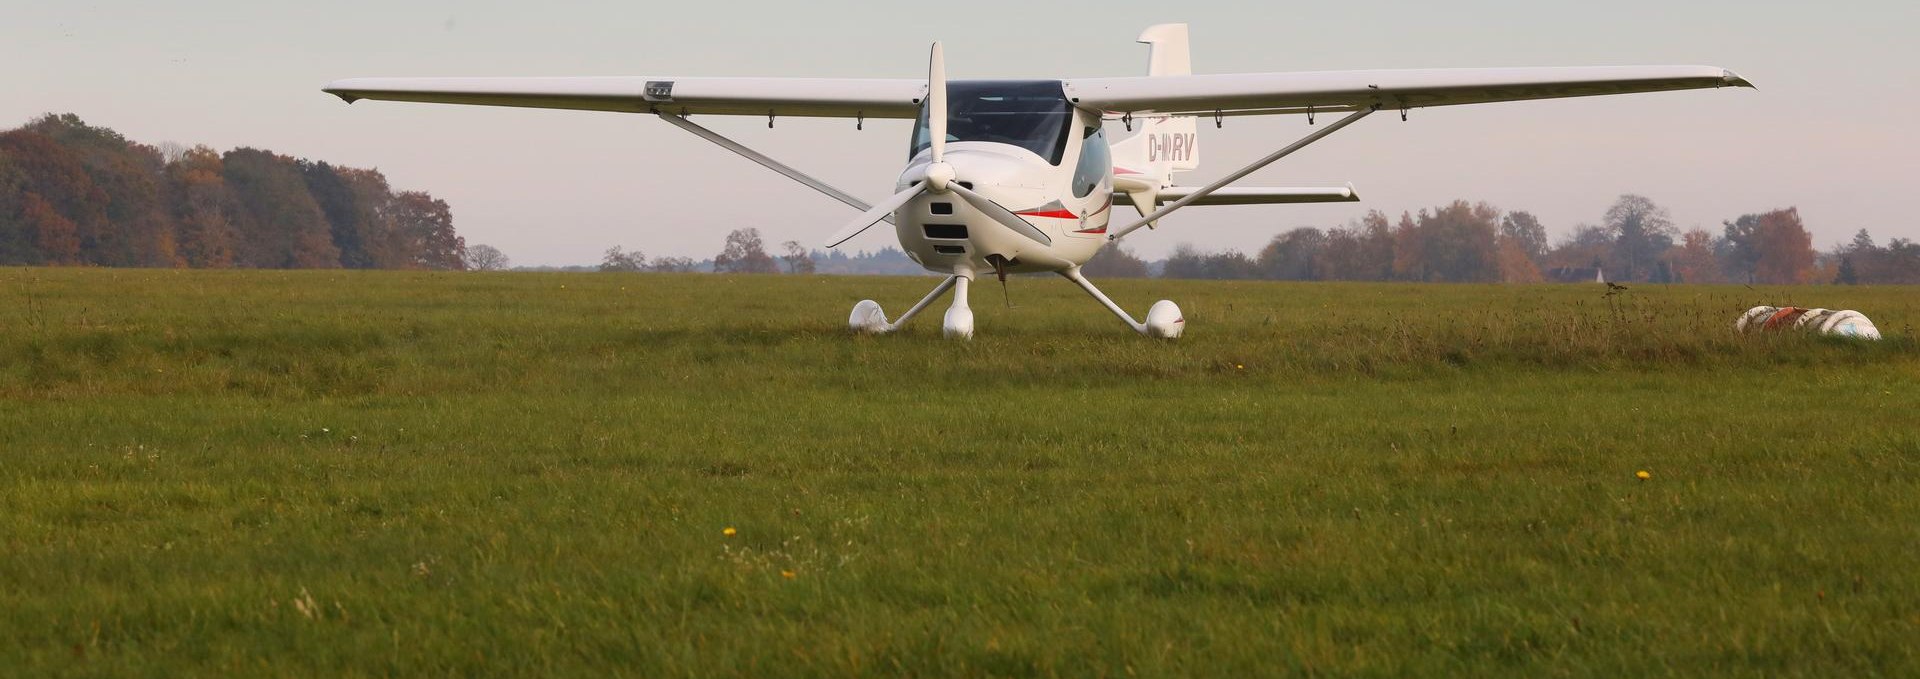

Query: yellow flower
left=1635, top=470, right=1651, bottom=480
left=781, top=570, right=796, bottom=580
left=722, top=527, right=737, bottom=537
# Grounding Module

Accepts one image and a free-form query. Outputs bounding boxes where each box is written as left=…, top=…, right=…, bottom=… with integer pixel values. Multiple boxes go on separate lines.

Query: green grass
left=2, top=267, right=1917, bottom=677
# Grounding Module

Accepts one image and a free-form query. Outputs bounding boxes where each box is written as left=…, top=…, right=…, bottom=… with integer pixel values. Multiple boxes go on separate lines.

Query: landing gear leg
left=1059, top=266, right=1183, bottom=338
left=849, top=275, right=957, bottom=335
left=942, top=273, right=975, bottom=340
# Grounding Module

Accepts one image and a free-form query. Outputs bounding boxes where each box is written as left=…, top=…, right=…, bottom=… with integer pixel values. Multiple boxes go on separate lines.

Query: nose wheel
left=942, top=276, right=974, bottom=339
left=848, top=275, right=969, bottom=338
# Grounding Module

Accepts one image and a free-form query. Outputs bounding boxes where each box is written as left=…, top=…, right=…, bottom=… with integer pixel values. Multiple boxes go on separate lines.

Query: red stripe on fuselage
left=1073, top=200, right=1113, bottom=234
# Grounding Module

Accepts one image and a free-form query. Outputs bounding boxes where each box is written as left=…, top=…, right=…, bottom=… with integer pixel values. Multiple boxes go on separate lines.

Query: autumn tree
left=222, top=148, right=340, bottom=268
left=0, top=114, right=466, bottom=270
left=1667, top=229, right=1722, bottom=283
left=1747, top=208, right=1814, bottom=284
left=25, top=114, right=179, bottom=267
left=18, top=193, right=82, bottom=264
left=301, top=161, right=391, bottom=269
left=1603, top=194, right=1675, bottom=282
left=1494, top=233, right=1543, bottom=283
left=164, top=146, right=239, bottom=267
left=779, top=240, right=816, bottom=274
left=0, top=127, right=102, bottom=265
left=713, top=228, right=778, bottom=274
left=1500, top=211, right=1548, bottom=263
left=1258, top=227, right=1326, bottom=280
left=1393, top=201, right=1500, bottom=282
left=390, top=191, right=465, bottom=270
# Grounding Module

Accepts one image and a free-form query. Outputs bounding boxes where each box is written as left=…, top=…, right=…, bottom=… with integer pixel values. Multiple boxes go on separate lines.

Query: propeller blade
left=950, top=184, right=1053, bottom=246
left=825, top=184, right=923, bottom=248
left=928, top=42, right=946, bottom=164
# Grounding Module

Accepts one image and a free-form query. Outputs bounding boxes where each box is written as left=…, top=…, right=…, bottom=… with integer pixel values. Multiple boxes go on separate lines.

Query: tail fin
left=1110, top=24, right=1199, bottom=183
left=1110, top=23, right=1199, bottom=221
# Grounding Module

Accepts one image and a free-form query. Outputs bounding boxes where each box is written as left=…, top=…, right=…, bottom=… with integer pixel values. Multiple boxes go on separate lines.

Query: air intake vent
left=923, top=224, right=968, bottom=240
left=933, top=245, right=966, bottom=255
left=931, top=202, right=953, bottom=215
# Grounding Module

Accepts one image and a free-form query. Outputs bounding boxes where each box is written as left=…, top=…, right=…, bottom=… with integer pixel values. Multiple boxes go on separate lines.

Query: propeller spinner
left=824, top=43, right=1051, bottom=249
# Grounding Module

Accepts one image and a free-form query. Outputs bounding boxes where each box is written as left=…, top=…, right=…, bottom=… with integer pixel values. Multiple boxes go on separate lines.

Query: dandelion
left=781, top=570, right=796, bottom=580
left=723, top=527, right=737, bottom=537
left=1636, top=470, right=1651, bottom=480
left=1236, top=364, right=1245, bottom=370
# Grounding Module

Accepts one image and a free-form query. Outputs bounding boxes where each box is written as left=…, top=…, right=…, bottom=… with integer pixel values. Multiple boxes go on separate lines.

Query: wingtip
left=322, top=81, right=362, bottom=104
left=1723, top=69, right=1756, bottom=89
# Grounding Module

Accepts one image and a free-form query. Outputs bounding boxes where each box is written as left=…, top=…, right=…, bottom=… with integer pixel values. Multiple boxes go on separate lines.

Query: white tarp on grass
left=1735, top=306, right=1882, bottom=340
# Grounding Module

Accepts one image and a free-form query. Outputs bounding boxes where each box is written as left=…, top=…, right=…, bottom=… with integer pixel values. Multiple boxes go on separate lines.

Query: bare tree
left=599, top=246, right=646, bottom=272
left=156, top=141, right=189, bottom=164
left=780, top=240, right=816, bottom=274
left=713, top=228, right=779, bottom=274
left=649, top=256, right=698, bottom=273
left=463, top=243, right=510, bottom=271
left=1604, top=195, right=1676, bottom=282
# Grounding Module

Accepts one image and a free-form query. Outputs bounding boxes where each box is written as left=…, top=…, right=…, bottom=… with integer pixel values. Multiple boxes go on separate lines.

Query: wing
left=1063, top=66, right=1752, bottom=116
left=323, top=76, right=926, bottom=118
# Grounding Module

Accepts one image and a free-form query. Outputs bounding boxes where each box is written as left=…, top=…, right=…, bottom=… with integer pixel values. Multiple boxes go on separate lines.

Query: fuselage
left=892, top=80, right=1112, bottom=276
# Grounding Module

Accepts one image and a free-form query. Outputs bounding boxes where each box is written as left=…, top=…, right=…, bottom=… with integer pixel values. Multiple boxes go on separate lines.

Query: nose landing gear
left=849, top=268, right=1180, bottom=340
left=942, top=275, right=974, bottom=340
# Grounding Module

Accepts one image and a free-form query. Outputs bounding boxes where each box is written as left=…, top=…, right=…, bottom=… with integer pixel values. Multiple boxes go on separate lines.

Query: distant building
left=1545, top=267, right=1607, bottom=284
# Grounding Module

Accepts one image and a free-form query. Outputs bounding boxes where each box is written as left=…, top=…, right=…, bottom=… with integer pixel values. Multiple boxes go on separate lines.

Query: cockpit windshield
left=911, top=80, right=1073, bottom=165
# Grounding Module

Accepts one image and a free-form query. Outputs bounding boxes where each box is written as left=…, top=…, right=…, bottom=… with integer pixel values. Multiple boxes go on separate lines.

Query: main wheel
left=849, top=300, right=888, bottom=334
left=1144, top=300, right=1184, bottom=339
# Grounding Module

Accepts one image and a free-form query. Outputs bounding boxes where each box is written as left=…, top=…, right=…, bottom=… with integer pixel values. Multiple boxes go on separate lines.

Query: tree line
left=1085, top=195, right=1920, bottom=285
left=602, top=196, right=1916, bottom=285
left=0, top=114, right=466, bottom=269
left=9, top=113, right=1911, bottom=284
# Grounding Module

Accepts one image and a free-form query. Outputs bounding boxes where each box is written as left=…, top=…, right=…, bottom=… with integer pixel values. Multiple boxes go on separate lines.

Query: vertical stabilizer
left=1111, top=24, right=1200, bottom=223
left=1138, top=23, right=1192, bottom=77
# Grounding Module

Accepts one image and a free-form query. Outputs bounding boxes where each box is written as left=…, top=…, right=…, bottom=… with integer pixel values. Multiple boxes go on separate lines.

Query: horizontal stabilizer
left=1127, top=185, right=1359, bottom=206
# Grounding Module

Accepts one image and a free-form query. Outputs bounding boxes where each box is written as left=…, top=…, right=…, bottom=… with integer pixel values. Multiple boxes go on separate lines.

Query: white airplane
left=325, top=24, right=1750, bottom=339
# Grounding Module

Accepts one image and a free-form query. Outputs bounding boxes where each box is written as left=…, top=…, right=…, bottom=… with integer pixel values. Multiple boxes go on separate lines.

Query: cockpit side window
left=1072, top=126, right=1110, bottom=198
left=911, top=81, right=1073, bottom=165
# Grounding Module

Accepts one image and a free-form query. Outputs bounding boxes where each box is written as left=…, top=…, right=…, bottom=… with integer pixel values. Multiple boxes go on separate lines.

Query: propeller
left=823, top=42, right=1053, bottom=249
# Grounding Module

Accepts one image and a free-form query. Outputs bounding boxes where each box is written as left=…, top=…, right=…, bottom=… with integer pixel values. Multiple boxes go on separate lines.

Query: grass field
left=2, top=267, right=1917, bottom=677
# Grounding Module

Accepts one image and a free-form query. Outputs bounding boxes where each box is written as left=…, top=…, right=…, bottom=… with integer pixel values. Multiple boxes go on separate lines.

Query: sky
left=3, top=0, right=1915, bottom=265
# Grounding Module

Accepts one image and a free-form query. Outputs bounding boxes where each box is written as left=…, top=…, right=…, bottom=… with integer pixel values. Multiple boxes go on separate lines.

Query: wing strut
left=655, top=113, right=891, bottom=224
left=1107, top=106, right=1376, bottom=241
